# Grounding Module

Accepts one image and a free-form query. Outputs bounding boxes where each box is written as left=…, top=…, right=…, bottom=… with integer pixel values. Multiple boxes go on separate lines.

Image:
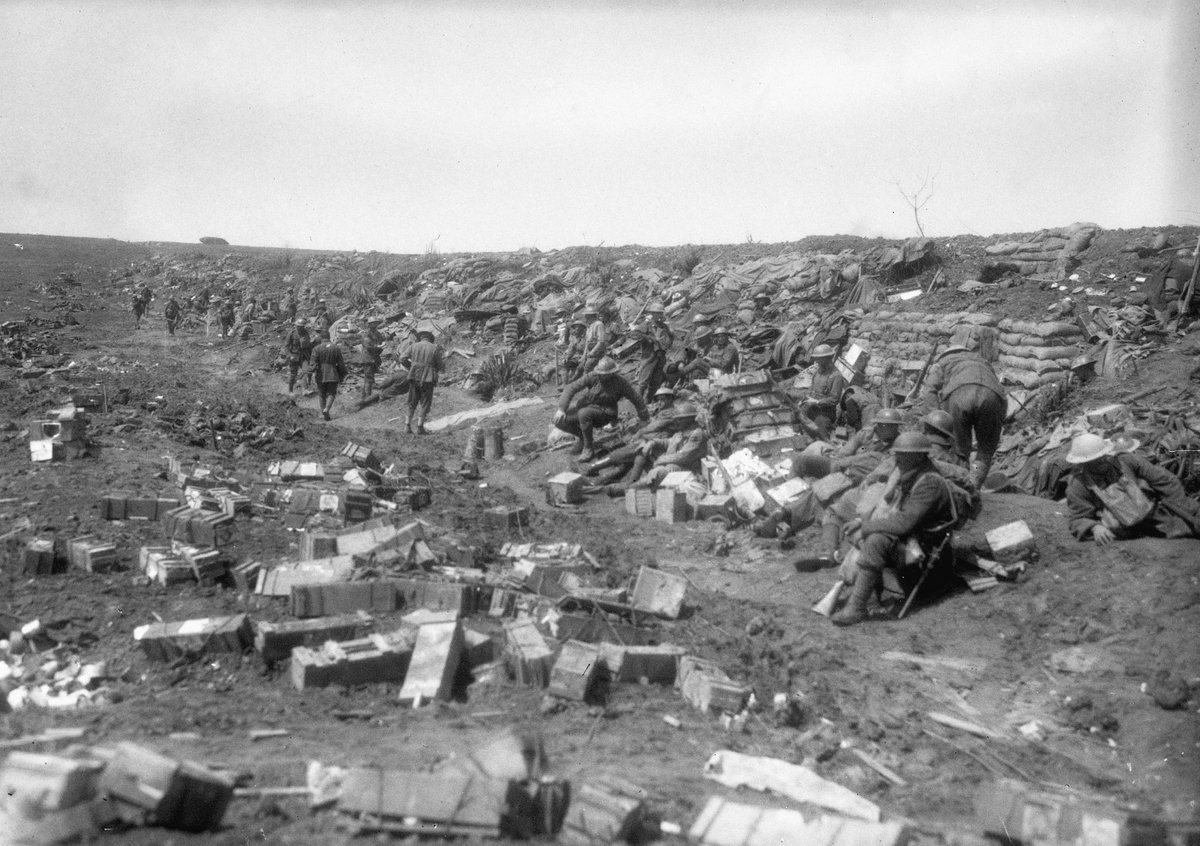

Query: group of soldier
left=547, top=301, right=1200, bottom=626
left=280, top=309, right=443, bottom=432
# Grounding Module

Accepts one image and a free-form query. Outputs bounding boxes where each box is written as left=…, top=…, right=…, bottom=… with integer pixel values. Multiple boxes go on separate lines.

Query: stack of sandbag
left=982, top=222, right=1100, bottom=278
left=852, top=310, right=1001, bottom=381
left=995, top=318, right=1085, bottom=388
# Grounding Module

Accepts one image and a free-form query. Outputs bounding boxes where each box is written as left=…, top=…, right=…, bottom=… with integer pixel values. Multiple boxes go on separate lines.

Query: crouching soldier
left=1065, top=433, right=1200, bottom=544
left=554, top=357, right=649, bottom=462
left=831, top=433, right=960, bottom=626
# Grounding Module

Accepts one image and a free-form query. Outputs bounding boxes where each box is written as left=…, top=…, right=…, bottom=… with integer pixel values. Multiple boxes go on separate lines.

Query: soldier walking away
left=313, top=299, right=333, bottom=334
left=132, top=285, right=152, bottom=329
left=284, top=317, right=313, bottom=393
left=309, top=329, right=347, bottom=421
left=921, top=342, right=1006, bottom=488
left=282, top=287, right=298, bottom=322
left=402, top=324, right=443, bottom=434
left=163, top=296, right=182, bottom=335
left=554, top=357, right=650, bottom=462
left=358, top=317, right=384, bottom=402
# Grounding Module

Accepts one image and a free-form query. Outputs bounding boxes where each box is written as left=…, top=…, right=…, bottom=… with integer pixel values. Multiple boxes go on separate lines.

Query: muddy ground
left=0, top=230, right=1197, bottom=844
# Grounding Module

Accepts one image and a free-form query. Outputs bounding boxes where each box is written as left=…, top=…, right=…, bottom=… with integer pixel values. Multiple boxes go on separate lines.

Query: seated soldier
left=799, top=344, right=846, bottom=439
left=1065, top=433, right=1200, bottom=544
left=706, top=327, right=740, bottom=375
left=585, top=402, right=684, bottom=486
left=922, top=410, right=965, bottom=467
left=631, top=402, right=708, bottom=488
left=831, top=433, right=959, bottom=626
left=554, top=357, right=650, bottom=461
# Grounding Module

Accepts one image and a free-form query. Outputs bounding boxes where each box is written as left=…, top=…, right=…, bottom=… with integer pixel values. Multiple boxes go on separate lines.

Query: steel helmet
left=922, top=410, right=955, bottom=440
left=873, top=408, right=903, bottom=427
left=891, top=432, right=933, bottom=454
left=692, top=313, right=710, bottom=325
left=581, top=306, right=599, bottom=318
left=673, top=402, right=699, bottom=420
left=654, top=386, right=676, bottom=398
left=713, top=326, right=731, bottom=337
left=593, top=357, right=619, bottom=375
left=812, top=344, right=836, bottom=358
left=1065, top=433, right=1113, bottom=464
left=646, top=302, right=665, bottom=314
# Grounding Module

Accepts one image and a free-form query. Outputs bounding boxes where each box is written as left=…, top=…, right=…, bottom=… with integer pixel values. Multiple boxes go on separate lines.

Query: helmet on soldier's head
left=812, top=344, right=836, bottom=359
left=873, top=408, right=903, bottom=427
left=581, top=307, right=599, bottom=319
left=922, top=409, right=955, bottom=440
left=891, top=432, right=933, bottom=454
left=713, top=326, right=731, bottom=337
left=673, top=402, right=699, bottom=420
left=646, top=302, right=665, bottom=314
left=654, top=386, right=675, bottom=398
left=1065, top=433, right=1113, bottom=464
left=593, top=357, right=619, bottom=375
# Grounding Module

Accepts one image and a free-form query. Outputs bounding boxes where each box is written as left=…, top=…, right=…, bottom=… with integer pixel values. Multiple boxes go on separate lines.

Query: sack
left=1092, top=472, right=1154, bottom=530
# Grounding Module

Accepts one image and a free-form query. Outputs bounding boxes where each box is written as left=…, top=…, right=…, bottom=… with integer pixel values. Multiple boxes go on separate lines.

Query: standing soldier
left=132, top=286, right=151, bottom=328
left=313, top=299, right=333, bottom=334
left=217, top=298, right=236, bottom=339
left=282, top=288, right=298, bottom=322
left=284, top=317, right=313, bottom=393
left=921, top=342, right=1006, bottom=488
left=635, top=302, right=673, bottom=402
left=309, top=329, right=347, bottom=421
left=707, top=327, right=740, bottom=375
left=402, top=324, right=444, bottom=434
left=358, top=317, right=384, bottom=403
left=577, top=307, right=609, bottom=378
left=163, top=296, right=182, bottom=335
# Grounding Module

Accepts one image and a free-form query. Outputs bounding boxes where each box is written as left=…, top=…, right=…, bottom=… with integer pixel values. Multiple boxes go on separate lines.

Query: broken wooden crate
left=678, top=655, right=750, bottom=715
left=397, top=612, right=464, bottom=705
left=689, top=796, right=908, bottom=846
left=484, top=505, right=530, bottom=532
left=292, top=630, right=414, bottom=690
left=100, top=741, right=234, bottom=832
left=598, top=643, right=685, bottom=684
left=631, top=565, right=688, bottom=619
left=290, top=580, right=399, bottom=618
left=338, top=768, right=510, bottom=838
left=975, top=778, right=1168, bottom=846
left=66, top=534, right=119, bottom=572
left=503, top=619, right=554, bottom=687
left=254, top=611, right=372, bottom=664
left=547, top=639, right=601, bottom=701
left=560, top=777, right=648, bottom=846
left=134, top=614, right=252, bottom=661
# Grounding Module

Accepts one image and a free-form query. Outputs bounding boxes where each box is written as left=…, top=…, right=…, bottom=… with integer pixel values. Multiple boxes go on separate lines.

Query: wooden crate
left=547, top=640, right=600, bottom=701
left=631, top=566, right=687, bottom=619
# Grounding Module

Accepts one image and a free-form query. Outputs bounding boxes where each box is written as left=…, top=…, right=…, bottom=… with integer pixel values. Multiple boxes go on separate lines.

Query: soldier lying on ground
left=1065, top=433, right=1200, bottom=544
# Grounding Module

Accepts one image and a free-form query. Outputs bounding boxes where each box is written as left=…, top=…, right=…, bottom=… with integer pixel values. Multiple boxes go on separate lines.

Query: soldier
left=635, top=302, right=673, bottom=402
left=554, top=357, right=650, bottom=461
left=282, top=288, right=298, bottom=322
left=922, top=344, right=1006, bottom=488
left=309, top=328, right=347, bottom=421
left=283, top=318, right=314, bottom=393
left=559, top=319, right=586, bottom=384
left=357, top=317, right=384, bottom=402
left=800, top=344, right=846, bottom=439
left=678, top=326, right=715, bottom=381
left=577, top=307, right=609, bottom=378
left=132, top=286, right=152, bottom=329
left=631, top=402, right=708, bottom=488
left=313, top=300, right=333, bottom=334
left=831, top=433, right=959, bottom=626
left=921, top=409, right=964, bottom=467
left=402, top=325, right=443, bottom=434
left=1065, top=433, right=1200, bottom=544
left=217, top=298, right=236, bottom=339
left=163, top=296, right=182, bottom=335
left=651, top=385, right=677, bottom=416
left=706, top=327, right=739, bottom=375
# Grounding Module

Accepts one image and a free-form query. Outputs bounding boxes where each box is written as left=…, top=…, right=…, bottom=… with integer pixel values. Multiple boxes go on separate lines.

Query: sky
left=1, top=0, right=1197, bottom=254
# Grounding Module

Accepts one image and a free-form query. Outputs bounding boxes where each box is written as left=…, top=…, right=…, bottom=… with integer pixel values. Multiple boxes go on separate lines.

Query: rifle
left=906, top=341, right=940, bottom=406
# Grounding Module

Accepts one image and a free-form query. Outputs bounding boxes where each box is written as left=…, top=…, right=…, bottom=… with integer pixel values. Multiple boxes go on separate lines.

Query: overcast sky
left=1, top=1, right=1196, bottom=253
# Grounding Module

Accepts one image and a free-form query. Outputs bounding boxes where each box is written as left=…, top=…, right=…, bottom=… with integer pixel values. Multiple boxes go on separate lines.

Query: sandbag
left=997, top=319, right=1080, bottom=338
left=999, top=344, right=1079, bottom=361
left=997, top=354, right=1070, bottom=374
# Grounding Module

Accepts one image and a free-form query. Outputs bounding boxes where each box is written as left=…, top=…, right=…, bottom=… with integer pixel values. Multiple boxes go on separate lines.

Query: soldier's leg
left=970, top=388, right=1005, bottom=488
left=831, top=532, right=894, bottom=626
left=945, top=388, right=974, bottom=464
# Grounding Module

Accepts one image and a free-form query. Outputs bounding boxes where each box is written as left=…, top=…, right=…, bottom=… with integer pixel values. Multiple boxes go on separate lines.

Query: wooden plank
left=397, top=619, right=464, bottom=705
left=927, top=711, right=1002, bottom=739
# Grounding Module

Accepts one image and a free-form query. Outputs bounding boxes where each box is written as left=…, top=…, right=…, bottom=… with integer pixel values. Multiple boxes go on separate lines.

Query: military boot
left=969, top=454, right=993, bottom=490
left=404, top=414, right=413, bottom=434
left=831, top=568, right=880, bottom=627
